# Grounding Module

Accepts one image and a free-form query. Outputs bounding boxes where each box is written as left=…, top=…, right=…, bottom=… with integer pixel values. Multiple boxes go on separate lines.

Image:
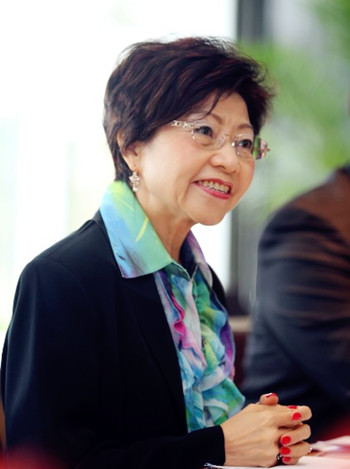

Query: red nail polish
left=265, top=393, right=277, bottom=398
left=292, top=412, right=302, bottom=420
left=280, top=447, right=291, bottom=455
left=280, top=436, right=291, bottom=445
left=288, top=405, right=298, bottom=409
left=283, top=457, right=291, bottom=463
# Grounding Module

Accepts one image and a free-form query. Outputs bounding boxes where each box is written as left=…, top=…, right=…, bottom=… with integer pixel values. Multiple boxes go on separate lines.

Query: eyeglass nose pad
left=229, top=137, right=240, bottom=156
left=217, top=133, right=230, bottom=149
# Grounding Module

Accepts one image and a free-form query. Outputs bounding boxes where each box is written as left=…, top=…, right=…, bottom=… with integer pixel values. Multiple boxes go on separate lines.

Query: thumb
left=259, top=393, right=279, bottom=406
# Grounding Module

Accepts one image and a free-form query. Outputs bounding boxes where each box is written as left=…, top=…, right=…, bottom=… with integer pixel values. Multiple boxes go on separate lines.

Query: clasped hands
left=220, top=393, right=312, bottom=467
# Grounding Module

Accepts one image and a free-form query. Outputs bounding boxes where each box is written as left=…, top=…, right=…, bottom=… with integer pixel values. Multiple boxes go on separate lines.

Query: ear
left=117, top=131, right=142, bottom=172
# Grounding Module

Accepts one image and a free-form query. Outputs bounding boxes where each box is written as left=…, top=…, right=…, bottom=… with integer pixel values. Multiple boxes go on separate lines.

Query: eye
left=193, top=125, right=214, bottom=138
left=191, top=124, right=215, bottom=146
left=237, top=138, right=253, bottom=151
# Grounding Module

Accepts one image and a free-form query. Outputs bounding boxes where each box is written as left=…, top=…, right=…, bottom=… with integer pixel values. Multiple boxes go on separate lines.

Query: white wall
left=0, top=0, right=237, bottom=329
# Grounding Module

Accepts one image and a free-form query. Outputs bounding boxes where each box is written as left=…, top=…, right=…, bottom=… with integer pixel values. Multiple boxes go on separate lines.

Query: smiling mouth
left=198, top=180, right=231, bottom=194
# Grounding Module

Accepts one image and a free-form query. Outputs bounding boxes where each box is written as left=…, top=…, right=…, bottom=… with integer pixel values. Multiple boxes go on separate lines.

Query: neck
left=147, top=214, right=193, bottom=263
left=156, top=224, right=189, bottom=264
left=133, top=192, right=194, bottom=263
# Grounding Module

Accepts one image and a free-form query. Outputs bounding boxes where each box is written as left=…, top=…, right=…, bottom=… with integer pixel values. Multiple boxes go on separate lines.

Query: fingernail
left=283, top=457, right=291, bottom=463
left=280, top=436, right=291, bottom=445
left=288, top=405, right=298, bottom=409
left=292, top=412, right=302, bottom=420
left=280, top=447, right=291, bottom=455
left=265, top=393, right=277, bottom=398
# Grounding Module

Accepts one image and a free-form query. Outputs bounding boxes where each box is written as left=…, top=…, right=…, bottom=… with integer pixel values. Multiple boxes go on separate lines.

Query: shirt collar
left=99, top=180, right=212, bottom=286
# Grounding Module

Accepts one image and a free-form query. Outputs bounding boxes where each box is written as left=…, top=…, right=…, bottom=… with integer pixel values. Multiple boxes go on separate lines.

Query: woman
left=1, top=37, right=311, bottom=468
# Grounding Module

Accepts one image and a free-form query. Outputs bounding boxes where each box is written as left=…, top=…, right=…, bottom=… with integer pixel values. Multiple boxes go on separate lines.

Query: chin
left=197, top=214, right=226, bottom=226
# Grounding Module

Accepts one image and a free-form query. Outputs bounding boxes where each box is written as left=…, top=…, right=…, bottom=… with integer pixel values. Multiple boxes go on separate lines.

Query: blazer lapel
left=125, top=275, right=186, bottom=422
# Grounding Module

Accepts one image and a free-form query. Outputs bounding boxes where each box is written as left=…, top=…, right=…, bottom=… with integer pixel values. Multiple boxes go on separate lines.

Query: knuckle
left=302, top=405, right=312, bottom=419
left=304, top=424, right=311, bottom=439
left=246, top=403, right=256, bottom=410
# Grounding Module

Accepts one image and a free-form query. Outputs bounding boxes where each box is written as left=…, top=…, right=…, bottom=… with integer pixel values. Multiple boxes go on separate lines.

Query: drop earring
left=129, top=171, right=140, bottom=192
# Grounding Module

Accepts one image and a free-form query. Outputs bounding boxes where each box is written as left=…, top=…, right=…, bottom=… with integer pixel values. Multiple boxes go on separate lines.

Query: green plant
left=238, top=0, right=350, bottom=214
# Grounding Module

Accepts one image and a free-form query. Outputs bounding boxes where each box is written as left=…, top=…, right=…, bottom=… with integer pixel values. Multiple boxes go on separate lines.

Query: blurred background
left=0, top=0, right=349, bottom=340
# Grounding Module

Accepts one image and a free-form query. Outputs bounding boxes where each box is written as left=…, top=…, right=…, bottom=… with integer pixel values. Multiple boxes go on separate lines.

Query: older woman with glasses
left=2, top=37, right=311, bottom=469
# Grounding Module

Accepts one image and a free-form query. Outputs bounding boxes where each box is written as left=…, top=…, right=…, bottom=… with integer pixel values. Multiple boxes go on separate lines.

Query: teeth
left=199, top=180, right=230, bottom=194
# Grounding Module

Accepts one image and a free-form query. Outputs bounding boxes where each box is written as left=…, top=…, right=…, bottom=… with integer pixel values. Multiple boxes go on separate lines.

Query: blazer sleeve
left=2, top=255, right=225, bottom=469
left=243, top=206, right=350, bottom=409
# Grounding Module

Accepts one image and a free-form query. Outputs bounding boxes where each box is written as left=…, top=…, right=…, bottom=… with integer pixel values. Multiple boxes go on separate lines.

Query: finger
left=284, top=404, right=312, bottom=421
left=291, top=405, right=312, bottom=421
left=275, top=405, right=312, bottom=429
left=279, top=424, right=311, bottom=446
left=259, top=393, right=279, bottom=405
left=278, top=441, right=311, bottom=465
left=279, top=456, right=299, bottom=465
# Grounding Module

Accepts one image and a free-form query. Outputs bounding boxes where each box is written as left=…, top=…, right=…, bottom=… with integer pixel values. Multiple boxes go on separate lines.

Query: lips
left=197, top=179, right=231, bottom=195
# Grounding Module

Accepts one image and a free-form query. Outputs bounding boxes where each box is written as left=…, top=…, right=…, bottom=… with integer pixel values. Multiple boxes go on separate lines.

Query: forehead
left=187, top=93, right=252, bottom=130
left=188, top=92, right=248, bottom=117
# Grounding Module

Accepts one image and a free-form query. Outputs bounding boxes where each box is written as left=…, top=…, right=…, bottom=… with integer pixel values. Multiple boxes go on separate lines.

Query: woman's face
left=124, top=92, right=256, bottom=234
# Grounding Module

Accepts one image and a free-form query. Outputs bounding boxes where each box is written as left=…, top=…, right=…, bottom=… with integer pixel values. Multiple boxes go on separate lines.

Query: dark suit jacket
left=242, top=167, right=350, bottom=441
left=1, top=212, right=225, bottom=469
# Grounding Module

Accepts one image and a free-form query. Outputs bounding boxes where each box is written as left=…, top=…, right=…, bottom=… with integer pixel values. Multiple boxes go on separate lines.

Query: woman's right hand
left=220, top=398, right=312, bottom=467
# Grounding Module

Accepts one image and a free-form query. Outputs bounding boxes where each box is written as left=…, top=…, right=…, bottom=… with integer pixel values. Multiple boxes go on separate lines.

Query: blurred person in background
left=1, top=37, right=312, bottom=468
left=242, top=162, right=350, bottom=442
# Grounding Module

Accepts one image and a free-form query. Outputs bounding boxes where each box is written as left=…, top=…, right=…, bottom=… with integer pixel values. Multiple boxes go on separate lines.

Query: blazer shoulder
left=263, top=170, right=350, bottom=246
left=25, top=213, right=120, bottom=283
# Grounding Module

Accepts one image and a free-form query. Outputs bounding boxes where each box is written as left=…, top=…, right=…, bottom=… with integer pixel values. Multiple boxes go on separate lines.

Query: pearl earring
left=129, top=171, right=140, bottom=192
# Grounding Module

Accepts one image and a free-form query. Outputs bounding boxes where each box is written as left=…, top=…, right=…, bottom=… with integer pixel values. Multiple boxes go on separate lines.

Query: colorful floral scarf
left=100, top=181, right=244, bottom=431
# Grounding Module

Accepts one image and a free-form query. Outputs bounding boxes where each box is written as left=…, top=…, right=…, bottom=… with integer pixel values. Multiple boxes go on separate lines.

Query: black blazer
left=242, top=167, right=350, bottom=441
left=1, top=212, right=225, bottom=469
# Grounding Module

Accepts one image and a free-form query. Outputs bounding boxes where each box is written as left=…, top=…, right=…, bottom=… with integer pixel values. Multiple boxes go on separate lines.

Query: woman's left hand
left=258, top=393, right=312, bottom=466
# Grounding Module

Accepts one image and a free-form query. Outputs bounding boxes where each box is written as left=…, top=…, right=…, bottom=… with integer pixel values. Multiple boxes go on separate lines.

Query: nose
left=210, top=138, right=240, bottom=173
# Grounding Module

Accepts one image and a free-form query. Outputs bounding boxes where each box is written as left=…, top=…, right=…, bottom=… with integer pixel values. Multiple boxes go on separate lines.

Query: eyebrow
left=210, top=112, right=254, bottom=132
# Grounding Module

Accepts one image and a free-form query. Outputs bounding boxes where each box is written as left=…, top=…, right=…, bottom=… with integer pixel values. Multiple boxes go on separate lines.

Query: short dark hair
left=103, top=36, right=274, bottom=181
